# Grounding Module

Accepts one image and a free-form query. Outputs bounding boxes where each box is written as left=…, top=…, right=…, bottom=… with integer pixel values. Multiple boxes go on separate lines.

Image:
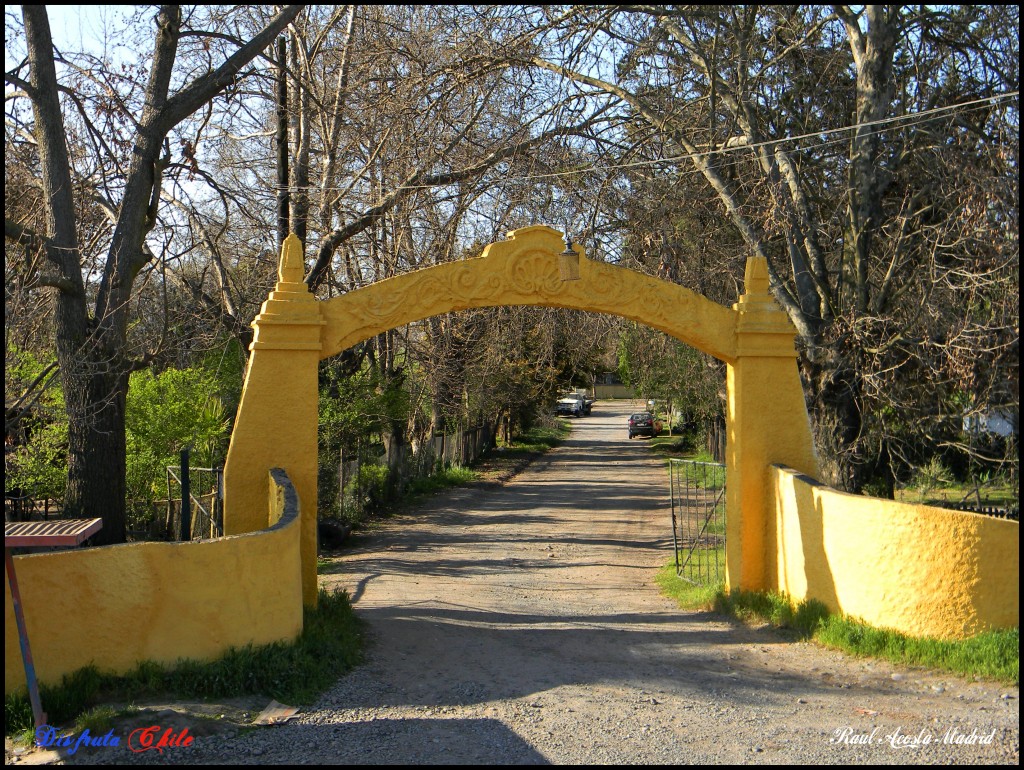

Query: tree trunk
left=705, top=414, right=726, bottom=465
left=60, top=344, right=128, bottom=545
left=803, top=353, right=865, bottom=493
left=24, top=7, right=124, bottom=538
left=276, top=35, right=290, bottom=247
left=841, top=6, right=898, bottom=314
left=290, top=29, right=310, bottom=247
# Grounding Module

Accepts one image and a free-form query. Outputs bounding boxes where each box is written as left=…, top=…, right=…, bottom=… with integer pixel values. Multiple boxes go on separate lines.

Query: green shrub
left=126, top=367, right=230, bottom=501
left=6, top=362, right=231, bottom=505
left=5, top=347, right=66, bottom=500
left=6, top=419, right=68, bottom=500
left=911, top=456, right=954, bottom=497
left=406, top=465, right=477, bottom=496
left=356, top=463, right=391, bottom=510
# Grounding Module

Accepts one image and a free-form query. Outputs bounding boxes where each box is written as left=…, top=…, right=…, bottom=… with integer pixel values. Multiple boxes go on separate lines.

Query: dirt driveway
left=30, top=400, right=1017, bottom=765
left=305, top=400, right=1018, bottom=764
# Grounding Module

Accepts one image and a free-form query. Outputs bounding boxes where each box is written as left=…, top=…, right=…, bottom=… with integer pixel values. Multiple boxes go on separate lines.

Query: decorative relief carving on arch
left=508, top=249, right=564, bottom=298
left=318, top=225, right=738, bottom=362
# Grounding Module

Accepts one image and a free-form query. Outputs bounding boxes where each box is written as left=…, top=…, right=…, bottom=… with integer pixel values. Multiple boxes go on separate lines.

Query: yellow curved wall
left=770, top=465, right=1019, bottom=639
left=5, top=470, right=303, bottom=694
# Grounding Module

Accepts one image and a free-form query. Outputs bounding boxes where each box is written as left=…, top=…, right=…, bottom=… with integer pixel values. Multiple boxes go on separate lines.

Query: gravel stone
left=21, top=402, right=1019, bottom=766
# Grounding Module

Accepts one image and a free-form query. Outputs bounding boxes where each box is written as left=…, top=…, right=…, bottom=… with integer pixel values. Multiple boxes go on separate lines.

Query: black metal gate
left=669, top=459, right=726, bottom=585
left=165, top=463, right=223, bottom=540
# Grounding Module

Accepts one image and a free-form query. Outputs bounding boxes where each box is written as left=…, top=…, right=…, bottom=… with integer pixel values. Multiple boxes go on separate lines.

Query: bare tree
left=529, top=4, right=1019, bottom=491
left=5, top=5, right=304, bottom=543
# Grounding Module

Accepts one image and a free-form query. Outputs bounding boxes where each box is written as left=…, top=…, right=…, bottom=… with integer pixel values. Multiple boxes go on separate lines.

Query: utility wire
left=272, top=90, right=1019, bottom=194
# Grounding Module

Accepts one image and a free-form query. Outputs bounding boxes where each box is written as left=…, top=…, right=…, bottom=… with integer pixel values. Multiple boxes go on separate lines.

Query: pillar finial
left=743, top=256, right=771, bottom=296
left=278, top=233, right=305, bottom=286
left=733, top=256, right=798, bottom=355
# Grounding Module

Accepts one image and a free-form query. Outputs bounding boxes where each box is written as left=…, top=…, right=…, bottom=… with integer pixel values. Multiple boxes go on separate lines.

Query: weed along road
left=103, top=401, right=1017, bottom=765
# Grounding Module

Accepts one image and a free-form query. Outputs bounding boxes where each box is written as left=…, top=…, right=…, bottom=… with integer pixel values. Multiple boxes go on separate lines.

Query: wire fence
left=669, top=459, right=727, bottom=585
left=930, top=500, right=1019, bottom=521
left=336, top=422, right=495, bottom=519
left=164, top=465, right=223, bottom=540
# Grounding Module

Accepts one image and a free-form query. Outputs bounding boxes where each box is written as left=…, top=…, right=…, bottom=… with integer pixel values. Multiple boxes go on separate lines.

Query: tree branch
left=158, top=6, right=305, bottom=132
left=306, top=117, right=601, bottom=290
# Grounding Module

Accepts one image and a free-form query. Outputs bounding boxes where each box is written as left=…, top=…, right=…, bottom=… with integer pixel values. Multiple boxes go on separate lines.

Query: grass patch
left=656, top=570, right=1019, bottom=685
left=5, top=588, right=363, bottom=736
left=647, top=434, right=693, bottom=458
left=713, top=589, right=831, bottom=634
left=815, top=617, right=1019, bottom=684
left=894, top=482, right=1018, bottom=510
left=499, top=420, right=572, bottom=455
left=405, top=464, right=478, bottom=496
left=656, top=542, right=726, bottom=603
left=891, top=458, right=1017, bottom=510
left=648, top=435, right=720, bottom=468
left=73, top=703, right=121, bottom=735
left=704, top=512, right=727, bottom=537
left=655, top=560, right=722, bottom=610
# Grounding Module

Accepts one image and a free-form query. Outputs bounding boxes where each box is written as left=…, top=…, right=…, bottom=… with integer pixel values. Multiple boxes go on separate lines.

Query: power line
left=272, top=90, right=1019, bottom=194
left=610, top=91, right=1021, bottom=173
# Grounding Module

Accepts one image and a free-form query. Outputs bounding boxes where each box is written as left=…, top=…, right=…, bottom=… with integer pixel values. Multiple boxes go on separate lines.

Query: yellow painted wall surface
left=770, top=465, right=1019, bottom=639
left=223, top=235, right=322, bottom=606
left=5, top=471, right=303, bottom=695
left=724, top=258, right=819, bottom=591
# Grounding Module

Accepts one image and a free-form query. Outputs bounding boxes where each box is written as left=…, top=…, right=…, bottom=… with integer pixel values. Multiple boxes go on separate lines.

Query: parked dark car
left=628, top=412, right=657, bottom=439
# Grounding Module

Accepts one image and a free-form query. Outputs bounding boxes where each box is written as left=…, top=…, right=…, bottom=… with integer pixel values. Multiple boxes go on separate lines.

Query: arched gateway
left=223, top=226, right=818, bottom=605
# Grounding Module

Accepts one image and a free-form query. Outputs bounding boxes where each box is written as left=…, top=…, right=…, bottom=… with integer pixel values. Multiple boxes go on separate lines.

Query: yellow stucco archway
left=5, top=227, right=1012, bottom=694
left=223, top=225, right=818, bottom=606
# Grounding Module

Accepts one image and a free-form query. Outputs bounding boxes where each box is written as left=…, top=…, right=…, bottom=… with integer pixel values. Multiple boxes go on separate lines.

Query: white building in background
left=963, top=409, right=1018, bottom=438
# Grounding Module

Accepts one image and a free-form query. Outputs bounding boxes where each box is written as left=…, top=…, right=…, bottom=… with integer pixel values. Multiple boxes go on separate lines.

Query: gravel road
left=31, top=401, right=1019, bottom=765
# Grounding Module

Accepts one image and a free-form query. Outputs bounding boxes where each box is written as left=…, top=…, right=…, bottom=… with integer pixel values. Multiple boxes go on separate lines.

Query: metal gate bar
left=669, top=459, right=726, bottom=585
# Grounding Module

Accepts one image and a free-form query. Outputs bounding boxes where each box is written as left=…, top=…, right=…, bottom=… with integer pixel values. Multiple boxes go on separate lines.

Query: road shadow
left=318, top=402, right=898, bottom=724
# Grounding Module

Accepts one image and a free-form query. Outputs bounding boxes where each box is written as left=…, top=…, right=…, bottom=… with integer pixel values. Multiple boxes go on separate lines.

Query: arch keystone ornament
left=224, top=227, right=817, bottom=606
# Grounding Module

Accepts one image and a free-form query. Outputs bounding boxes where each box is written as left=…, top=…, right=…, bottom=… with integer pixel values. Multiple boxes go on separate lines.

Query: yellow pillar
left=725, top=257, right=818, bottom=591
left=223, top=234, right=323, bottom=606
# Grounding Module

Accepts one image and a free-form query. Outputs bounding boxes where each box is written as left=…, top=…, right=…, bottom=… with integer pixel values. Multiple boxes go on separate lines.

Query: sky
left=5, top=6, right=138, bottom=69
left=45, top=5, right=134, bottom=49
